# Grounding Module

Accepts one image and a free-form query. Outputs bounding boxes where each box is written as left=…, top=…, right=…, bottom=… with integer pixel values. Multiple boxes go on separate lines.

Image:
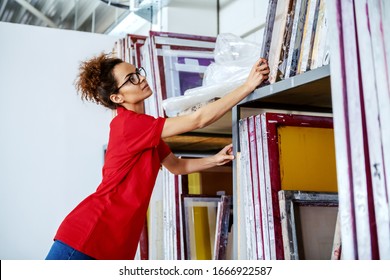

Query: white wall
left=0, top=22, right=119, bottom=259
left=161, top=0, right=218, bottom=36
left=219, top=0, right=268, bottom=43
left=159, top=0, right=267, bottom=40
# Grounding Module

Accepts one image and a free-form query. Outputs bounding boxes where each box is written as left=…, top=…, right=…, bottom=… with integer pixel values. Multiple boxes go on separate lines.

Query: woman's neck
left=121, top=102, right=145, bottom=114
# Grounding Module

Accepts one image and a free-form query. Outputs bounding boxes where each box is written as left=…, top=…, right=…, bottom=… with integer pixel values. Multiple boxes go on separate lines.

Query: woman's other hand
left=213, top=143, right=235, bottom=166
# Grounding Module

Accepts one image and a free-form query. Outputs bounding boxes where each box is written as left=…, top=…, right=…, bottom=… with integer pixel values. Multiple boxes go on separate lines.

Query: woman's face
left=111, top=62, right=152, bottom=107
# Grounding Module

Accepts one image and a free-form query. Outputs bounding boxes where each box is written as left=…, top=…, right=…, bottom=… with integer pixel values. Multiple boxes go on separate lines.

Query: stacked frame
left=278, top=190, right=338, bottom=260
left=162, top=169, right=183, bottom=260
left=138, top=37, right=160, bottom=118
left=261, top=0, right=330, bottom=83
left=113, top=34, right=147, bottom=66
left=214, top=195, right=233, bottom=260
left=328, top=0, right=390, bottom=259
left=148, top=31, right=216, bottom=117
left=181, top=195, right=232, bottom=260
left=238, top=112, right=336, bottom=259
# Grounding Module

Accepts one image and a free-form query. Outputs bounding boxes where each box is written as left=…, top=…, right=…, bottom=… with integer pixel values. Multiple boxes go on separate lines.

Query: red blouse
left=54, top=107, right=171, bottom=259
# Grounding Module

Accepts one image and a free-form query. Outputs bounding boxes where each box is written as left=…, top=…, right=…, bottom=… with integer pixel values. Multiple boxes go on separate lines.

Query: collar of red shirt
left=116, top=106, right=126, bottom=114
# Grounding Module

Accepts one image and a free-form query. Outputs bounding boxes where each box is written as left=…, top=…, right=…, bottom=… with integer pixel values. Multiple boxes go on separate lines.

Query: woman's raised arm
left=161, top=57, right=269, bottom=139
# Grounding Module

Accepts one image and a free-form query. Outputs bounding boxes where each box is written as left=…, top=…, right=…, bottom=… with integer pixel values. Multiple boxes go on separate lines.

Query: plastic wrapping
left=162, top=81, right=241, bottom=117
left=210, top=33, right=262, bottom=68
left=162, top=33, right=261, bottom=117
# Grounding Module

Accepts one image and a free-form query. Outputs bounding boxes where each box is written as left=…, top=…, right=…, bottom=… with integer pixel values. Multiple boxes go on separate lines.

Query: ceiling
left=0, top=0, right=171, bottom=34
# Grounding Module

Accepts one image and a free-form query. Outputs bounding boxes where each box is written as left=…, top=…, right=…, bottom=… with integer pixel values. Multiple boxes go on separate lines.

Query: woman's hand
left=162, top=143, right=235, bottom=175
left=244, top=57, right=270, bottom=93
left=213, top=143, right=235, bottom=166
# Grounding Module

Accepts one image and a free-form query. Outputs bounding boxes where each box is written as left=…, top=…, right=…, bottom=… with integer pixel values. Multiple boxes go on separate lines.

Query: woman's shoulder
left=111, top=109, right=163, bottom=128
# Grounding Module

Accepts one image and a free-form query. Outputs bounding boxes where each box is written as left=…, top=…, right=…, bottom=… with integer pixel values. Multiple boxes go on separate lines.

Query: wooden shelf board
left=164, top=133, right=232, bottom=153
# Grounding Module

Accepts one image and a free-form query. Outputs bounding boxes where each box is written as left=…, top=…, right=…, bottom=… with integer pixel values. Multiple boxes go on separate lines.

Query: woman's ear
left=110, top=93, right=123, bottom=104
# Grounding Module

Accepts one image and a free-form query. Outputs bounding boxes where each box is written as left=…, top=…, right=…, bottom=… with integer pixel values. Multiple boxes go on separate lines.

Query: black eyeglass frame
left=115, top=67, right=146, bottom=92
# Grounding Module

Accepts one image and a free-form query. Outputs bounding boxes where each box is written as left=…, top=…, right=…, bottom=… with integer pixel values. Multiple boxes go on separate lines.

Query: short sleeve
left=157, top=139, right=172, bottom=161
left=120, top=111, right=166, bottom=154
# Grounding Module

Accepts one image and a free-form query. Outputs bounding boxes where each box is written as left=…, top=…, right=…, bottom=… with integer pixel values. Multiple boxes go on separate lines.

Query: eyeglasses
left=115, top=67, right=146, bottom=92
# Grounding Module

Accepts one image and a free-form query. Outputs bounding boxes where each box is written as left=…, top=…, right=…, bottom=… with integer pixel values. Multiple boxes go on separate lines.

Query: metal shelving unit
left=231, top=64, right=332, bottom=259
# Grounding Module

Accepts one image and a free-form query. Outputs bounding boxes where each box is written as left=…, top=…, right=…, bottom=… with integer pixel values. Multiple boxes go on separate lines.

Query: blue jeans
left=45, top=240, right=95, bottom=260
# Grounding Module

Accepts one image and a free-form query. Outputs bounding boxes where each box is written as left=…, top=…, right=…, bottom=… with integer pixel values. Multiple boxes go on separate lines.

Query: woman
left=46, top=53, right=269, bottom=260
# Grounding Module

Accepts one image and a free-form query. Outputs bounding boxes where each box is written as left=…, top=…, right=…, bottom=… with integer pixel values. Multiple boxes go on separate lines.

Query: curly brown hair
left=75, top=53, right=123, bottom=110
